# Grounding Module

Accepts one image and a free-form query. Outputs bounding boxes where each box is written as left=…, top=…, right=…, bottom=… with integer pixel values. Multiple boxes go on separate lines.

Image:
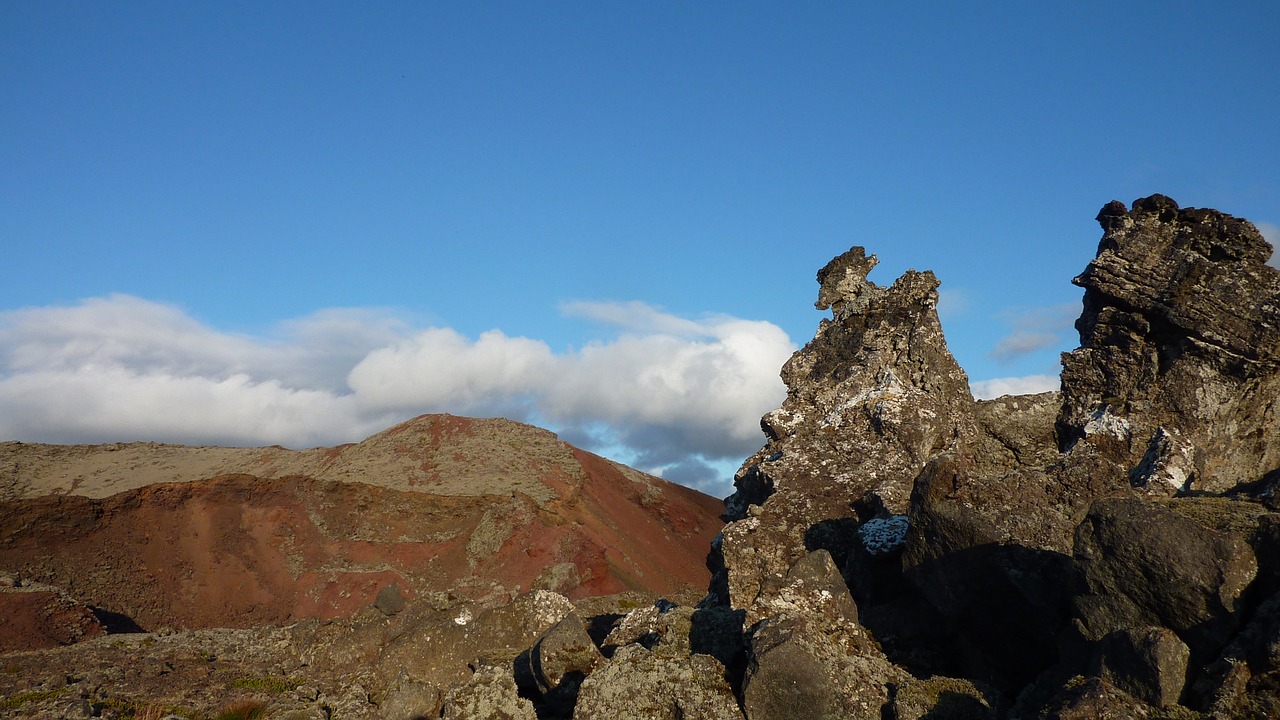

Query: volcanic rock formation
left=699, top=194, right=1280, bottom=719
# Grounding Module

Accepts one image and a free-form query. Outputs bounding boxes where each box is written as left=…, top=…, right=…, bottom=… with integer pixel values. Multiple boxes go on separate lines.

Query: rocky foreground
left=4, top=194, right=1280, bottom=719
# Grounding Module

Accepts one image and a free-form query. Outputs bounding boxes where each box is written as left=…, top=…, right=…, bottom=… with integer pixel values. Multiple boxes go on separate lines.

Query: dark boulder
left=1072, top=497, right=1257, bottom=664
left=1094, top=626, right=1191, bottom=709
left=742, top=613, right=904, bottom=720
left=901, top=455, right=1077, bottom=688
left=1035, top=676, right=1187, bottom=720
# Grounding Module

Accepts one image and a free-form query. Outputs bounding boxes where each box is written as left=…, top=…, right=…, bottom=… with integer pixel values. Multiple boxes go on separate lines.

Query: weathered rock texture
left=716, top=247, right=978, bottom=621
left=1060, top=194, right=1280, bottom=493
left=706, top=195, right=1280, bottom=719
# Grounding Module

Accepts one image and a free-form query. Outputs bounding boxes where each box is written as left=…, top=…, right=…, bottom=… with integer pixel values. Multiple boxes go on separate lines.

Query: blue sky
left=3, top=2, right=1278, bottom=496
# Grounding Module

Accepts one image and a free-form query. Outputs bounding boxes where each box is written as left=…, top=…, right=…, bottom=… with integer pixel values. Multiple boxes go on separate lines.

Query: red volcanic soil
left=0, top=416, right=725, bottom=648
left=0, top=586, right=106, bottom=651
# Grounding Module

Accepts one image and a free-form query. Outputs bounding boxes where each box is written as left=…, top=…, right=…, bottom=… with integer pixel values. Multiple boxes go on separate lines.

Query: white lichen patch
left=1130, top=426, right=1196, bottom=495
left=527, top=590, right=574, bottom=627
left=858, top=515, right=909, bottom=555
left=822, top=371, right=908, bottom=428
left=1084, top=405, right=1131, bottom=440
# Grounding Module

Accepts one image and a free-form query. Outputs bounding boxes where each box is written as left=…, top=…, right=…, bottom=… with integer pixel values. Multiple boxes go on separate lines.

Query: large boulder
left=901, top=455, right=1079, bottom=687
left=1193, top=590, right=1280, bottom=715
left=1072, top=497, right=1257, bottom=664
left=440, top=664, right=537, bottom=720
left=742, top=612, right=904, bottom=720
left=741, top=550, right=905, bottom=720
left=1094, top=625, right=1191, bottom=709
left=527, top=611, right=604, bottom=694
left=572, top=644, right=742, bottom=720
left=971, top=391, right=1063, bottom=478
left=514, top=610, right=605, bottom=716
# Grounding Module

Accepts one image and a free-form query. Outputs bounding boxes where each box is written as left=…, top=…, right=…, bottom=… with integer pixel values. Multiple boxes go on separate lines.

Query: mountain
left=0, top=414, right=722, bottom=642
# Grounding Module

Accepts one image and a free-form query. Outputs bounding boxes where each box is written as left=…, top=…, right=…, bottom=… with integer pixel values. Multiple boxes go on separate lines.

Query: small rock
left=889, top=676, right=1000, bottom=720
left=528, top=611, right=603, bottom=694
left=573, top=644, right=741, bottom=720
left=374, top=583, right=407, bottom=617
left=1095, top=626, right=1191, bottom=708
left=441, top=664, right=536, bottom=720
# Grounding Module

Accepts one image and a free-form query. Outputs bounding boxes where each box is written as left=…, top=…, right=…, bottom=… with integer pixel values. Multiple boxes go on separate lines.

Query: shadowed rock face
left=0, top=415, right=723, bottom=642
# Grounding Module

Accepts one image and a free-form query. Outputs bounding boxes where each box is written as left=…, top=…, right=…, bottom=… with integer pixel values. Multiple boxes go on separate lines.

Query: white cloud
left=348, top=328, right=556, bottom=411
left=0, top=294, right=259, bottom=378
left=559, top=299, right=711, bottom=336
left=970, top=374, right=1061, bottom=399
left=0, top=367, right=370, bottom=448
left=0, top=295, right=795, bottom=492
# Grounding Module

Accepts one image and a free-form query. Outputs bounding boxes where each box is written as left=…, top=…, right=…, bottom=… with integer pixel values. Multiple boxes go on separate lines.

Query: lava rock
left=742, top=612, right=904, bottom=720
left=888, top=676, right=1001, bottom=720
left=572, top=644, right=742, bottom=720
left=1059, top=194, right=1280, bottom=493
left=716, top=247, right=978, bottom=616
left=528, top=611, right=603, bottom=694
left=1072, top=497, right=1257, bottom=664
left=440, top=664, right=537, bottom=720
left=1095, top=626, right=1191, bottom=709
left=902, top=455, right=1076, bottom=688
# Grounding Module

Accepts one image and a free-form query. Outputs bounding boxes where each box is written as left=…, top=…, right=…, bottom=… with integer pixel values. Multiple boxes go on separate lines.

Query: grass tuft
left=214, top=699, right=268, bottom=720
left=0, top=688, right=64, bottom=709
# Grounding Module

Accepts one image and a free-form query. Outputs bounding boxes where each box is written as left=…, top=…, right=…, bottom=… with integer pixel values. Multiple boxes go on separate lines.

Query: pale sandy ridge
left=0, top=414, right=659, bottom=504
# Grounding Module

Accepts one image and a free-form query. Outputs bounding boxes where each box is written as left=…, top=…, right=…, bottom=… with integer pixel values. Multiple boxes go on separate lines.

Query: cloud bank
left=0, top=295, right=795, bottom=495
left=970, top=374, right=1061, bottom=400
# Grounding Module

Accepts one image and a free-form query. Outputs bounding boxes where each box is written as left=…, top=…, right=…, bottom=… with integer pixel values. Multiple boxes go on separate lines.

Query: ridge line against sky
left=3, top=3, right=1278, bottom=497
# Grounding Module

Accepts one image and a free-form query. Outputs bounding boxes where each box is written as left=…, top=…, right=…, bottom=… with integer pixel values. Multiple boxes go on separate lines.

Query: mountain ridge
left=0, top=413, right=722, bottom=644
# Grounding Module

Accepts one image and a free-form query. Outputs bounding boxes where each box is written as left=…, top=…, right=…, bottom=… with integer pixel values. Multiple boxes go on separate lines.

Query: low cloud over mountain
left=0, top=295, right=794, bottom=493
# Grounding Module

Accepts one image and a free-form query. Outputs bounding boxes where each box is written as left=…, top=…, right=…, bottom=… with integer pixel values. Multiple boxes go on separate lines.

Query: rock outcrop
left=1060, top=194, right=1280, bottom=493
left=706, top=195, right=1280, bottom=719
left=715, top=247, right=978, bottom=622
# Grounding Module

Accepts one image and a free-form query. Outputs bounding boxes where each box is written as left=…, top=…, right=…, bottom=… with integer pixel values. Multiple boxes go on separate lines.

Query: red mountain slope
left=0, top=415, right=724, bottom=643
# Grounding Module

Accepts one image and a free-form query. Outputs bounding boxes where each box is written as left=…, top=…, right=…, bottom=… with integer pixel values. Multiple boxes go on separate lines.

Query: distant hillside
left=0, top=414, right=724, bottom=640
